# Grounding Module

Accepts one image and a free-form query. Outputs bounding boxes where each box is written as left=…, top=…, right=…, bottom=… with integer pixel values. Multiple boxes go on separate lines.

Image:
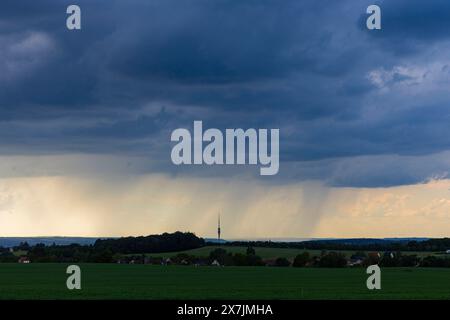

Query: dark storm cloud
left=109, top=1, right=319, bottom=83
left=368, top=0, right=450, bottom=40
left=359, top=0, right=450, bottom=55
left=1, top=0, right=450, bottom=187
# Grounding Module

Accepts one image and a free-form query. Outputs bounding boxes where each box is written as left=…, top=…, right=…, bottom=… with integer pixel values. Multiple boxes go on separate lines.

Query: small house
left=211, top=259, right=221, bottom=266
left=263, top=259, right=277, bottom=267
left=18, top=257, right=30, bottom=264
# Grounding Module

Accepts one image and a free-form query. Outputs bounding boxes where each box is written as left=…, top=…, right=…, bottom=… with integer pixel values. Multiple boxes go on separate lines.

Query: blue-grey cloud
left=1, top=0, right=450, bottom=187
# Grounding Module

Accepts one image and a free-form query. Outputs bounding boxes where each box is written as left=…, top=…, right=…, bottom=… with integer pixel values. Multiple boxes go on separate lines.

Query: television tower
left=217, top=212, right=221, bottom=243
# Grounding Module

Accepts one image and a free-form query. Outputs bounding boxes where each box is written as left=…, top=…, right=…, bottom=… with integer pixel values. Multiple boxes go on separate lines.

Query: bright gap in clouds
left=1, top=170, right=450, bottom=238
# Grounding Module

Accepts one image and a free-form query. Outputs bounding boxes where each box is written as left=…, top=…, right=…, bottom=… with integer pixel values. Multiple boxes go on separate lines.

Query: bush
left=318, top=252, right=347, bottom=268
left=400, top=254, right=420, bottom=267
left=232, top=253, right=248, bottom=266
left=379, top=252, right=401, bottom=267
left=420, top=256, right=450, bottom=268
left=362, top=253, right=381, bottom=267
left=293, top=252, right=310, bottom=267
left=209, top=248, right=233, bottom=266
left=246, top=254, right=264, bottom=266
left=0, top=252, right=18, bottom=263
left=274, top=257, right=290, bottom=267
left=246, top=246, right=256, bottom=256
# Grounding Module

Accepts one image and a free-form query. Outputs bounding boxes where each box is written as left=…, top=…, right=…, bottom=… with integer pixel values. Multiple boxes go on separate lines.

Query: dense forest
left=0, top=232, right=204, bottom=263
left=94, top=231, right=204, bottom=254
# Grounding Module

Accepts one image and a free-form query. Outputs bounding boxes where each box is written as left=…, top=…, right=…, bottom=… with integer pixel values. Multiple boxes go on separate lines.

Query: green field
left=0, top=263, right=449, bottom=299
left=143, top=245, right=442, bottom=260
left=146, top=246, right=320, bottom=260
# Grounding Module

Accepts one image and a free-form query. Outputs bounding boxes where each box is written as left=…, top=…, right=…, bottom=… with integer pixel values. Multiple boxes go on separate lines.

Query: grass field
left=0, top=263, right=449, bottom=299
left=143, top=245, right=442, bottom=260
left=146, top=246, right=320, bottom=260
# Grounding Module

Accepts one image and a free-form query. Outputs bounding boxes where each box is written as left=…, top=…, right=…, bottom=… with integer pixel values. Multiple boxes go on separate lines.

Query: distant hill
left=204, top=238, right=228, bottom=244
left=0, top=237, right=103, bottom=247
left=227, top=238, right=429, bottom=244
left=308, top=238, right=430, bottom=245
left=0, top=236, right=430, bottom=248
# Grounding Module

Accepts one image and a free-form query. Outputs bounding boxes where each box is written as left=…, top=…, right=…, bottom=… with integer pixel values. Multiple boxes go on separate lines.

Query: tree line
left=226, top=238, right=450, bottom=252
left=0, top=232, right=204, bottom=263
left=118, top=248, right=450, bottom=268
left=1, top=233, right=450, bottom=267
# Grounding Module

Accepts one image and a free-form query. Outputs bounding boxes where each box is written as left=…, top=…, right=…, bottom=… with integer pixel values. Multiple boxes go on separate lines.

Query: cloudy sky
left=1, top=0, right=450, bottom=238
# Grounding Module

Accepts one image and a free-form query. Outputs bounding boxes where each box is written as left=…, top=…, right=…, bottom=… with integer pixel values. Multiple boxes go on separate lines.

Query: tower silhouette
left=217, top=213, right=221, bottom=243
